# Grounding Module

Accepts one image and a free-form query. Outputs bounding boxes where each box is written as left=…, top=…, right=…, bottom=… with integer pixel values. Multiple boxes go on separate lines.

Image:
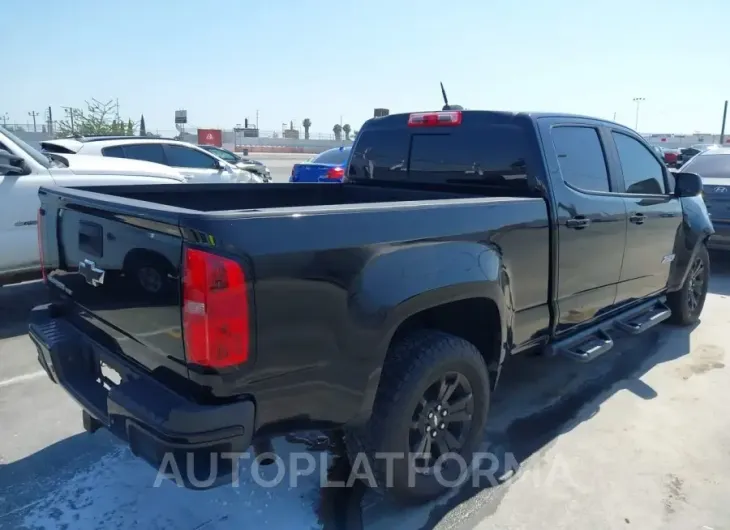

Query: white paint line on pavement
left=0, top=370, right=46, bottom=388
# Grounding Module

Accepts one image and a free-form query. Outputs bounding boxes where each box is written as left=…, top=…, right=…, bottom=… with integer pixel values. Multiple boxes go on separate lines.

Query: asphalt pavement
left=253, top=153, right=312, bottom=182
left=1, top=176, right=730, bottom=529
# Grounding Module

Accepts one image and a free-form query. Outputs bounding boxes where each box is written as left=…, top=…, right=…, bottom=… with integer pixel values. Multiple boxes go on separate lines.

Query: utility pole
left=720, top=100, right=728, bottom=145
left=61, top=106, right=76, bottom=134
left=613, top=112, right=617, bottom=121
left=28, top=111, right=40, bottom=132
left=46, top=106, right=54, bottom=136
left=632, top=97, right=645, bottom=131
left=0, top=113, right=8, bottom=127
left=255, top=109, right=259, bottom=129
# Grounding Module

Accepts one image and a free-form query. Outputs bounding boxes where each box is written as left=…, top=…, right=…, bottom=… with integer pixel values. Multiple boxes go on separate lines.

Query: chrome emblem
left=714, top=186, right=727, bottom=193
left=79, top=259, right=105, bottom=287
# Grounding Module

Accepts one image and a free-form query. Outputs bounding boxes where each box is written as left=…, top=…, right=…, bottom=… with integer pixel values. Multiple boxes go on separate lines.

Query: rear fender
left=346, top=241, right=512, bottom=425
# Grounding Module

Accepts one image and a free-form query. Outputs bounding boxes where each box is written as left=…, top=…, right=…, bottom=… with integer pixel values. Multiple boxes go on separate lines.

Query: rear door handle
left=629, top=213, right=646, bottom=225
left=566, top=216, right=591, bottom=229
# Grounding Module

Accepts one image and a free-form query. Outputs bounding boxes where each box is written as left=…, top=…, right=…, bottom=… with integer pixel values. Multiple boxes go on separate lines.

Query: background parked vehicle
left=0, top=126, right=186, bottom=285
left=198, top=145, right=272, bottom=182
left=40, top=137, right=262, bottom=183
left=677, top=143, right=721, bottom=167
left=658, top=146, right=681, bottom=167
left=290, top=146, right=351, bottom=182
left=677, top=147, right=730, bottom=250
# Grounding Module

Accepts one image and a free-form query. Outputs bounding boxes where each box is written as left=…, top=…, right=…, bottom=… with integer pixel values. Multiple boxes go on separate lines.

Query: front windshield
left=209, top=147, right=238, bottom=163
left=0, top=126, right=51, bottom=168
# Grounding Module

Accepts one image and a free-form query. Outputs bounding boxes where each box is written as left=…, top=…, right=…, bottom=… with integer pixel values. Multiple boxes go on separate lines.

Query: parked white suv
left=41, top=137, right=262, bottom=183
left=0, top=127, right=187, bottom=285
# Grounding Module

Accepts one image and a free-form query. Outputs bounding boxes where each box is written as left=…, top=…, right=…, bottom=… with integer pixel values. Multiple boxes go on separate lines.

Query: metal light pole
left=28, top=111, right=39, bottom=132
left=61, top=107, right=76, bottom=134
left=720, top=100, right=728, bottom=145
left=632, top=97, right=645, bottom=131
left=0, top=113, right=8, bottom=126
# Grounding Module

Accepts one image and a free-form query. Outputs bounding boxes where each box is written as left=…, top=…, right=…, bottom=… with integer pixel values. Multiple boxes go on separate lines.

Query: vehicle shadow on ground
left=355, top=322, right=694, bottom=530
left=0, top=281, right=47, bottom=340
left=0, top=429, right=346, bottom=530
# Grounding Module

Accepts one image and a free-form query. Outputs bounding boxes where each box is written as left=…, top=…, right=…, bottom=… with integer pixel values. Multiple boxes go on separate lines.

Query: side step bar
left=615, top=303, right=671, bottom=335
left=546, top=298, right=671, bottom=363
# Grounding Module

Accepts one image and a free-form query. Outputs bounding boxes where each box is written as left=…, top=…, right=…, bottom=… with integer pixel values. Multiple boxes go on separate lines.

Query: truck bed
left=60, top=181, right=530, bottom=213
left=36, top=182, right=550, bottom=419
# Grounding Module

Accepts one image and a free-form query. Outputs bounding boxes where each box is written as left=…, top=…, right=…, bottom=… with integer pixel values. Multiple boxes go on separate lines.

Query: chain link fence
left=5, top=122, right=354, bottom=154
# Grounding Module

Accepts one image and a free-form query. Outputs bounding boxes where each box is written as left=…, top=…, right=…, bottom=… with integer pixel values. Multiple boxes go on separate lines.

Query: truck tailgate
left=38, top=188, right=187, bottom=384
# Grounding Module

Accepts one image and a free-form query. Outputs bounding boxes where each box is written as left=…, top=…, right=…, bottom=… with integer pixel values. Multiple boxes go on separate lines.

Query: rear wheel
left=667, top=244, right=710, bottom=325
left=345, top=330, right=490, bottom=503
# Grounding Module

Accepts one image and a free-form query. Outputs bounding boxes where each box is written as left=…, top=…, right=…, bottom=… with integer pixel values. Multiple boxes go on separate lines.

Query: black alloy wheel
left=411, top=372, right=474, bottom=473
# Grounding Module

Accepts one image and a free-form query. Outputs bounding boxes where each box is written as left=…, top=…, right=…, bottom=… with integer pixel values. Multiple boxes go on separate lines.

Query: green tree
left=302, top=118, right=311, bottom=140
left=342, top=124, right=351, bottom=141
left=333, top=124, right=343, bottom=141
left=126, top=119, right=134, bottom=136
left=139, top=115, right=146, bottom=136
left=55, top=98, right=137, bottom=138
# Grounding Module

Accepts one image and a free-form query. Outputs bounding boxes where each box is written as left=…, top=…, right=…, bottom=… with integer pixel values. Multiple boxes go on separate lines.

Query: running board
left=546, top=297, right=668, bottom=363
left=559, top=329, right=614, bottom=363
left=614, top=302, right=671, bottom=335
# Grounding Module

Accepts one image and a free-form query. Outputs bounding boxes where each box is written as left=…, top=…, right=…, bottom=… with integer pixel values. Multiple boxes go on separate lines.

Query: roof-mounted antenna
left=440, top=82, right=464, bottom=111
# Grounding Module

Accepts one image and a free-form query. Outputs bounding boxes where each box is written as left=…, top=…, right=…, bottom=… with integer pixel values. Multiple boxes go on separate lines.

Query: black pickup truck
left=30, top=109, right=712, bottom=503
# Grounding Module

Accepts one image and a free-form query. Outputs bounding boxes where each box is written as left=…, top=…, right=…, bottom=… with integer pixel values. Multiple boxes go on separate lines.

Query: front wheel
left=667, top=244, right=710, bottom=325
left=345, top=330, right=490, bottom=503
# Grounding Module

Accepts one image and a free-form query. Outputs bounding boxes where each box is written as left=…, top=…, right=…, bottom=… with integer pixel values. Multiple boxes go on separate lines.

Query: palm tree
left=342, top=124, right=351, bottom=141
left=302, top=118, right=311, bottom=140
left=333, top=124, right=343, bottom=141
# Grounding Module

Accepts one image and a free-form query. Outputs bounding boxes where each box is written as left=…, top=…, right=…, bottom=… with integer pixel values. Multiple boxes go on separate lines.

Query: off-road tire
left=344, top=330, right=490, bottom=504
left=667, top=244, right=710, bottom=326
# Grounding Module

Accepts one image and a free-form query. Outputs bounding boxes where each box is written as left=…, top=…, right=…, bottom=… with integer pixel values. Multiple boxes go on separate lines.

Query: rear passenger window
left=101, top=146, right=126, bottom=158
left=121, top=144, right=167, bottom=165
left=551, top=126, right=610, bottom=192
left=612, top=132, right=666, bottom=194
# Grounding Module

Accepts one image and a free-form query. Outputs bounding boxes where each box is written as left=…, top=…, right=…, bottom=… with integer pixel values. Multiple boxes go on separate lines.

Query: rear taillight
left=326, top=167, right=345, bottom=179
left=291, top=164, right=299, bottom=181
left=182, top=247, right=249, bottom=368
left=408, top=111, right=462, bottom=127
left=37, top=208, right=47, bottom=283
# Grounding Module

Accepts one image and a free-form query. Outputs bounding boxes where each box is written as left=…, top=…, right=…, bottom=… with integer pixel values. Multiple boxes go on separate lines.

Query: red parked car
left=654, top=146, right=680, bottom=167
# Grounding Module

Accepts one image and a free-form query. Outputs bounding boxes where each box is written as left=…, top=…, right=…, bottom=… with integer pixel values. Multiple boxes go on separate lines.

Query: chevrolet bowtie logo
left=79, top=259, right=105, bottom=287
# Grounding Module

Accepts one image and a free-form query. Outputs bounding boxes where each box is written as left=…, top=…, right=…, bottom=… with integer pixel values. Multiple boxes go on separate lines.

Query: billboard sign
left=197, top=128, right=222, bottom=146
left=174, top=110, right=188, bottom=124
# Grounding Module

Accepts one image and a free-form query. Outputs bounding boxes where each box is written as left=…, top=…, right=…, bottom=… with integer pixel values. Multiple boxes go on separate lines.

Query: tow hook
left=82, top=410, right=102, bottom=434
left=252, top=439, right=276, bottom=465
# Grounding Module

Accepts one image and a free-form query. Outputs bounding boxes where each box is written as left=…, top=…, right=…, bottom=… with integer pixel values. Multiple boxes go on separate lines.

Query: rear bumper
left=28, top=303, right=255, bottom=489
left=708, top=222, right=730, bottom=251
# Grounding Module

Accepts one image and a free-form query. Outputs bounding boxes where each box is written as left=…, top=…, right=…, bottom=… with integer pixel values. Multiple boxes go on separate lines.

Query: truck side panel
left=181, top=197, right=550, bottom=434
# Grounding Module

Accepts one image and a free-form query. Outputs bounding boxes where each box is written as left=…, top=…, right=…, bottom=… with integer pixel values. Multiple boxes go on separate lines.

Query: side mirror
left=674, top=172, right=703, bottom=197
left=0, top=149, right=26, bottom=176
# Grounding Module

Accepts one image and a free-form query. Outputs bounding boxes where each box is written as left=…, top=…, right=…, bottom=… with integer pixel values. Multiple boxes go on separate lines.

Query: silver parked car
left=198, top=145, right=271, bottom=182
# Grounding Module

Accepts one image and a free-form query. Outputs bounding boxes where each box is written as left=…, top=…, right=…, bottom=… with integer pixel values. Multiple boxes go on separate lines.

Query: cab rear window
left=348, top=121, right=529, bottom=187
